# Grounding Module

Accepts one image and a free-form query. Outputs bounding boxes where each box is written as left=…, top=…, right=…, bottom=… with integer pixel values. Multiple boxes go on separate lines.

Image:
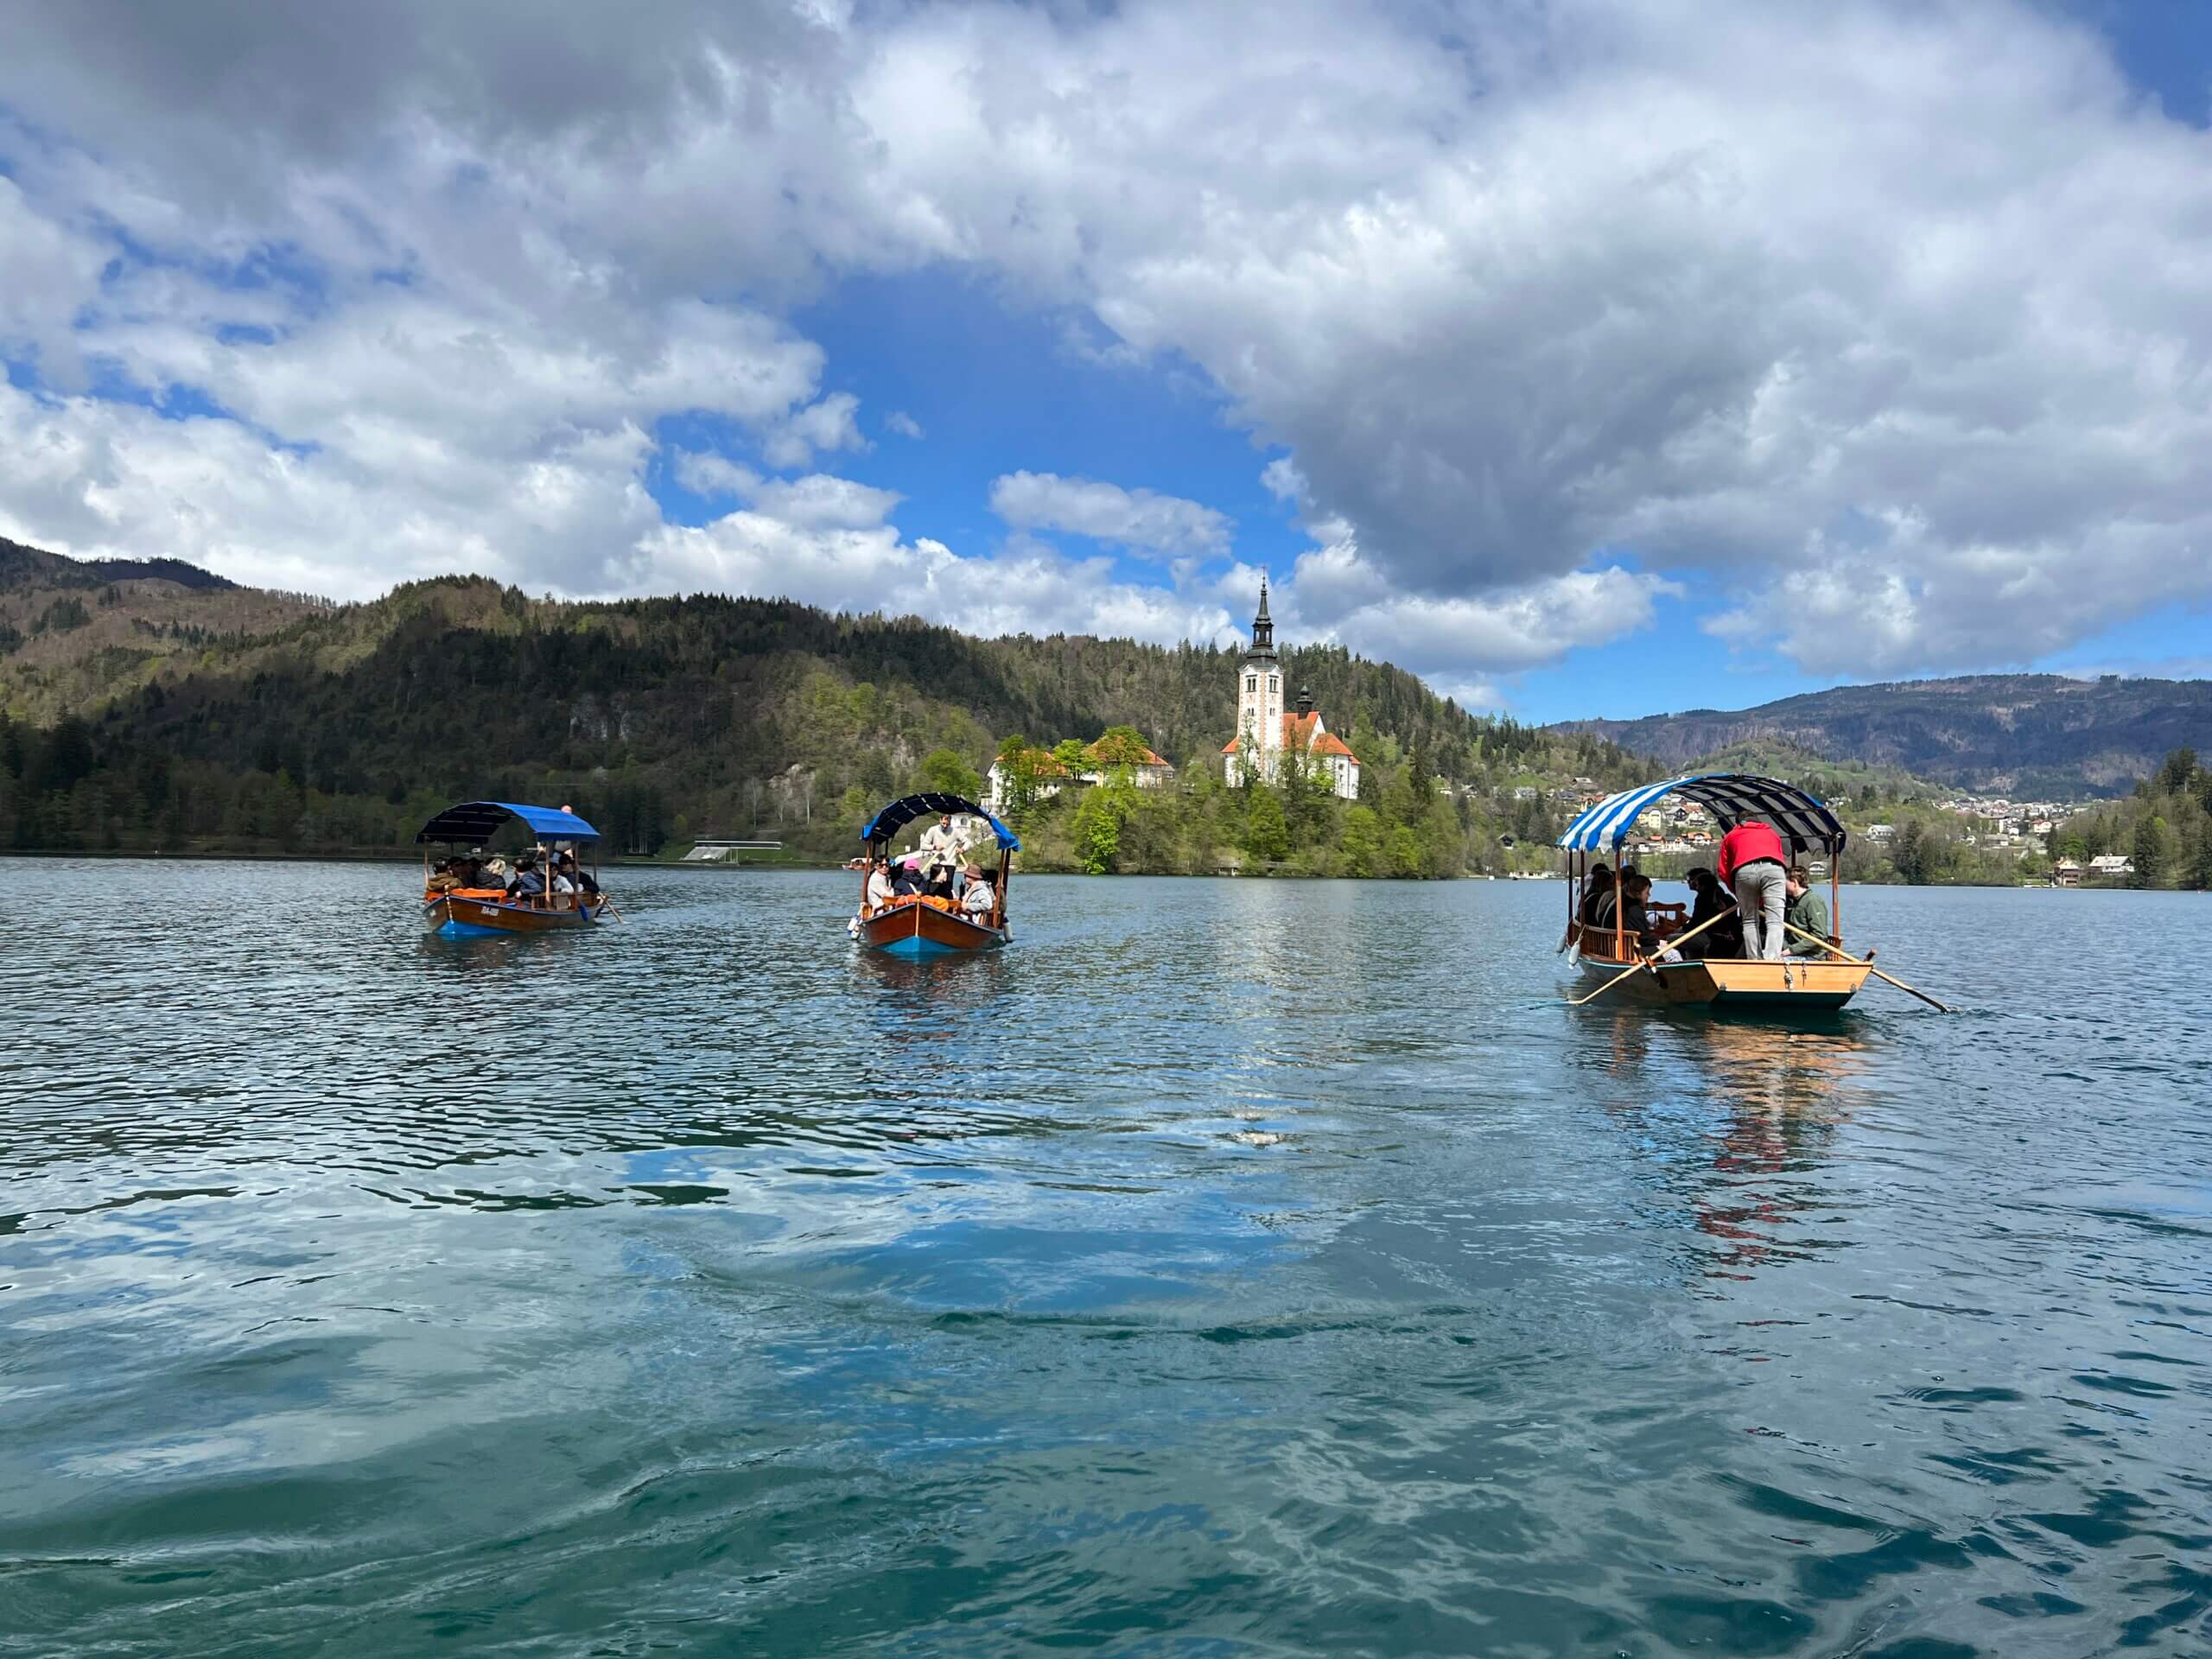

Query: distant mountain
left=1, top=541, right=1650, bottom=862
left=0, top=540, right=327, bottom=724
left=0, top=537, right=239, bottom=593
left=1556, top=675, right=2212, bottom=798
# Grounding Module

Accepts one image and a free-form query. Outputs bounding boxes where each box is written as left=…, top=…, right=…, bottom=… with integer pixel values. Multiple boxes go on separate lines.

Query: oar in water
left=1783, top=920, right=1950, bottom=1013
left=1569, top=907, right=1737, bottom=1007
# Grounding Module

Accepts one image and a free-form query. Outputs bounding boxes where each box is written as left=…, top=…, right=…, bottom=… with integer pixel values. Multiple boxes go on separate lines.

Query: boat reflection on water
left=1595, top=1014, right=1877, bottom=1282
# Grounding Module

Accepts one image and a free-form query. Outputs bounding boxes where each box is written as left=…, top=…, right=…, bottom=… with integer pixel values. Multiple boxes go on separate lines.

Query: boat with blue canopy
left=1557, top=772, right=1870, bottom=1013
left=851, top=792, right=1019, bottom=957
left=416, top=800, right=614, bottom=937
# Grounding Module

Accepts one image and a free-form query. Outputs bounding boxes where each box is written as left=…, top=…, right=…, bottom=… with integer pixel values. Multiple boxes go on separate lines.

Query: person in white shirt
left=864, top=858, right=895, bottom=915
left=918, top=814, right=964, bottom=884
left=960, top=863, right=995, bottom=921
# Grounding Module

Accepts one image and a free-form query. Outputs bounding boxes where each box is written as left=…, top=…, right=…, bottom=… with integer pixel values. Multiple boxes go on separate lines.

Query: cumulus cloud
left=988, top=471, right=1231, bottom=558
left=632, top=499, right=1232, bottom=645
left=3, top=0, right=2209, bottom=683
left=884, top=410, right=925, bottom=439
left=763, top=391, right=869, bottom=470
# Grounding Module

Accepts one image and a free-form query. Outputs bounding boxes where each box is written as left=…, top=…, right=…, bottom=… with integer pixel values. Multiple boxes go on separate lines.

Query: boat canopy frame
left=858, top=793, right=1020, bottom=852
left=1555, top=772, right=1847, bottom=966
left=416, top=800, right=601, bottom=846
left=1557, top=772, right=1845, bottom=856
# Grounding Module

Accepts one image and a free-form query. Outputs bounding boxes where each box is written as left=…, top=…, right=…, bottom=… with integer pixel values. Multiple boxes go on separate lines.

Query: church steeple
left=1249, top=574, right=1276, bottom=658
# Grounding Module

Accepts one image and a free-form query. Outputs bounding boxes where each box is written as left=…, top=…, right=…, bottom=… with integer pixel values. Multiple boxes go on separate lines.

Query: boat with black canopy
left=1558, top=772, right=1871, bottom=1013
left=416, top=800, right=613, bottom=937
left=852, top=792, right=1019, bottom=957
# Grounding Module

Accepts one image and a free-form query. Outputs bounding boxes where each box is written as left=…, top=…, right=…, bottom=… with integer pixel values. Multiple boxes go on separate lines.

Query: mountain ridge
left=1552, top=673, right=2212, bottom=797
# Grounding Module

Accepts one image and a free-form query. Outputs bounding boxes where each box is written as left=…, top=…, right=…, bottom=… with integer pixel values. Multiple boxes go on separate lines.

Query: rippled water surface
left=3, top=860, right=2209, bottom=1656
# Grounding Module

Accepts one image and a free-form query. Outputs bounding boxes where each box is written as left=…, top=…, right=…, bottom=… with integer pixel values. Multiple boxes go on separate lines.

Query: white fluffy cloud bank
left=2, top=0, right=2209, bottom=683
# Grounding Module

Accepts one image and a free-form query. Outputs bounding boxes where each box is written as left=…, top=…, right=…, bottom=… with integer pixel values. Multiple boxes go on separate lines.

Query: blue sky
left=3, top=1, right=2209, bottom=727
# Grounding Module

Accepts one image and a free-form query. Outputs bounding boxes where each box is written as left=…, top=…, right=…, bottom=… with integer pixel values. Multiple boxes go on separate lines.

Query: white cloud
left=631, top=506, right=1230, bottom=645
left=763, top=391, right=869, bottom=470
left=988, top=470, right=1230, bottom=558
left=676, top=451, right=760, bottom=498
left=884, top=410, right=924, bottom=439
left=4, top=1, right=2211, bottom=682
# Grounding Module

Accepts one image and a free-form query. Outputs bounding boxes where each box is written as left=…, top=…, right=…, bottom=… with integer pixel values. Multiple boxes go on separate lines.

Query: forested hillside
left=1557, top=674, right=2212, bottom=797
left=0, top=549, right=1652, bottom=871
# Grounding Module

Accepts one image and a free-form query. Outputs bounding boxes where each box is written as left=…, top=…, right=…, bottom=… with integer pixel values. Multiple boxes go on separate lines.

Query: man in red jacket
left=1717, top=819, right=1789, bottom=959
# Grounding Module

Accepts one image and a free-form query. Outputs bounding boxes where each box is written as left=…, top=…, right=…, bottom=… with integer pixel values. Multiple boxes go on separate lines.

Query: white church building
left=1219, top=578, right=1362, bottom=800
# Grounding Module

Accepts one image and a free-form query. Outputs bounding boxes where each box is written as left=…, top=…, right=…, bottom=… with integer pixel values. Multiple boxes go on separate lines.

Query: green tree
left=920, top=747, right=981, bottom=798
left=1089, top=726, right=1154, bottom=769
left=1339, top=804, right=1382, bottom=877
left=1243, top=785, right=1290, bottom=863
left=1052, top=738, right=1091, bottom=772
left=1071, top=774, right=1135, bottom=874
left=2157, top=748, right=2198, bottom=795
left=1387, top=822, right=1422, bottom=877
left=2132, top=814, right=2171, bottom=889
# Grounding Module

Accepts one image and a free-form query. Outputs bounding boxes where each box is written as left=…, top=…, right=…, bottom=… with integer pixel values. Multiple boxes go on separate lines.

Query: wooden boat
left=1559, top=772, right=1872, bottom=1014
left=851, top=791, right=1019, bottom=957
left=416, top=800, right=613, bottom=938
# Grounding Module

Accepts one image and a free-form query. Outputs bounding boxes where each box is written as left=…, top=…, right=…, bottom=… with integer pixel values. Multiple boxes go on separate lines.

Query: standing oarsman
left=919, top=813, right=965, bottom=885
left=1717, top=818, right=1789, bottom=960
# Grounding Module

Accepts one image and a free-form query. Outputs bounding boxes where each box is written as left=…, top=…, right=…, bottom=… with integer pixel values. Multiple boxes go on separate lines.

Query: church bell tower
left=1236, top=575, right=1282, bottom=780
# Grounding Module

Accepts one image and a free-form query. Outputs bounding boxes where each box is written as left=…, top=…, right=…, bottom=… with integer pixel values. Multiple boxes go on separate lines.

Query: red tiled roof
left=1223, top=713, right=1360, bottom=763
left=1085, top=739, right=1170, bottom=769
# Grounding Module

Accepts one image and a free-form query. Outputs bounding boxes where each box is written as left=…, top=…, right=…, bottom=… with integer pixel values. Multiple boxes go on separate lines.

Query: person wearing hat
left=959, top=861, right=996, bottom=922
left=510, top=851, right=545, bottom=903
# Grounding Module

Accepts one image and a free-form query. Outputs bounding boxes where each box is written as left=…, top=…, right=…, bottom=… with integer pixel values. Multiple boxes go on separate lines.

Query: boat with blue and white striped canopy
left=1560, top=772, right=1847, bottom=855
left=1555, top=772, right=1867, bottom=1014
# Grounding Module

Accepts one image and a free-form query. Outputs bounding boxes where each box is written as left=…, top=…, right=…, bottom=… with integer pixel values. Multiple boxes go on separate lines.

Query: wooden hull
left=1574, top=952, right=1869, bottom=1013
left=857, top=900, right=1005, bottom=957
left=424, top=893, right=602, bottom=938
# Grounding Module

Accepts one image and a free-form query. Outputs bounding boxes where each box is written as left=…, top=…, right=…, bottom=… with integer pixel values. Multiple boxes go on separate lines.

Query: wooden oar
left=1569, top=908, right=1735, bottom=1007
left=1783, top=920, right=1949, bottom=1013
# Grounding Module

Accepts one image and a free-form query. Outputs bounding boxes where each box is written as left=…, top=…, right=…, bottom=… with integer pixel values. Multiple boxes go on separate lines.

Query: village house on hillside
left=1217, top=577, right=1361, bottom=801
left=983, top=734, right=1175, bottom=816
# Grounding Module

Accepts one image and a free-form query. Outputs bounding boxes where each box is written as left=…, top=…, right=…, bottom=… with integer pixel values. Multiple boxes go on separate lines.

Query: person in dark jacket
left=1617, top=872, right=1662, bottom=955
left=1576, top=864, right=1615, bottom=929
left=1678, top=868, right=1741, bottom=958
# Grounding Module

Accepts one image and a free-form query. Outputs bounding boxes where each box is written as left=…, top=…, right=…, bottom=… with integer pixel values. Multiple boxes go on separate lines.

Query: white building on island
left=1218, top=577, right=1361, bottom=801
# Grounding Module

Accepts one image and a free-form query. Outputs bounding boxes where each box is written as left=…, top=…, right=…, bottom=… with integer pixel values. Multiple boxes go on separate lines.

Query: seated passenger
left=960, top=863, right=995, bottom=920
left=1678, top=868, right=1739, bottom=958
left=891, top=860, right=922, bottom=898
left=1576, top=864, right=1614, bottom=928
left=1783, top=864, right=1831, bottom=953
left=865, top=857, right=895, bottom=914
left=559, top=852, right=600, bottom=899
left=925, top=863, right=956, bottom=900
left=510, top=854, right=546, bottom=901
left=1618, top=872, right=1662, bottom=956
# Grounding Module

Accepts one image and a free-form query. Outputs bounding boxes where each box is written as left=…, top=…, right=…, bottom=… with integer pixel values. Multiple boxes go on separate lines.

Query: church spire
left=1249, top=573, right=1275, bottom=656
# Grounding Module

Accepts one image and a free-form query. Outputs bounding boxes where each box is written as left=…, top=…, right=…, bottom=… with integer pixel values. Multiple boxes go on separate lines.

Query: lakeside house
left=2087, top=853, right=2135, bottom=882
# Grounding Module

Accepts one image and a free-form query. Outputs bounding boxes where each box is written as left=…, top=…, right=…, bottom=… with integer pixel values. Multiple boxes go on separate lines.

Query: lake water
left=2, top=861, right=2208, bottom=1656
